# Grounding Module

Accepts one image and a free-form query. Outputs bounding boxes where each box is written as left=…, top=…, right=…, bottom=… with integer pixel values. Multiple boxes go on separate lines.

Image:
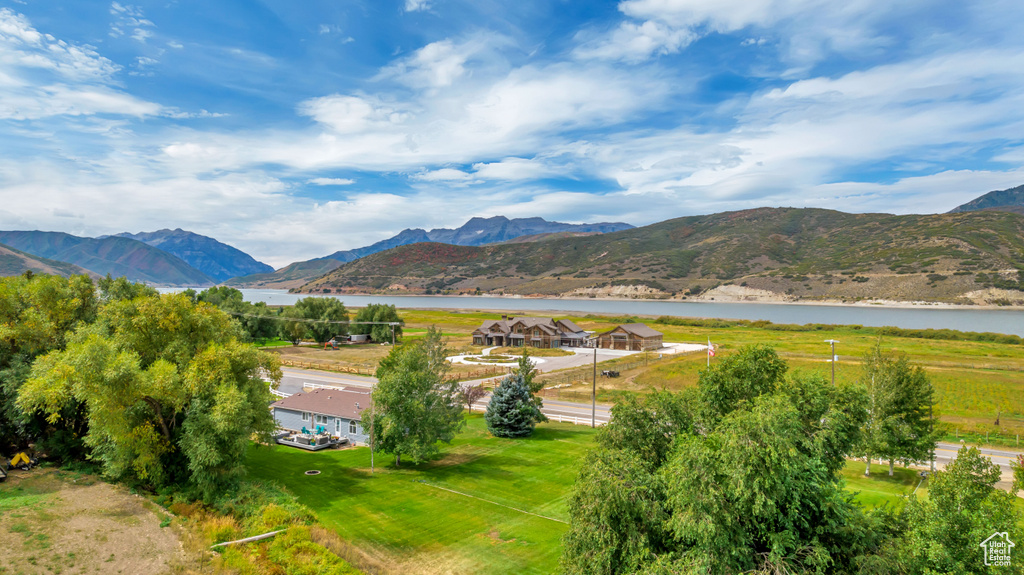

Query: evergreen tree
left=485, top=372, right=542, bottom=438
left=512, top=351, right=546, bottom=422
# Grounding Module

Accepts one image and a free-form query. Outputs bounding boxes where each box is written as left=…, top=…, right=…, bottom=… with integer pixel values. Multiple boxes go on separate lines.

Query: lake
left=210, top=290, right=1024, bottom=337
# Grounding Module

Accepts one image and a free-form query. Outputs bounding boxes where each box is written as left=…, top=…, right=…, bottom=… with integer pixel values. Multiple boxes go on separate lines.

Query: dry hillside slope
left=297, top=207, right=1024, bottom=305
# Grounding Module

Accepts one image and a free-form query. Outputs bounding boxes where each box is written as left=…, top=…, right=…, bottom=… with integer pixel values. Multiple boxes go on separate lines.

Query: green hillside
left=0, top=231, right=214, bottom=286
left=224, top=257, right=342, bottom=289
left=299, top=208, right=1024, bottom=303
left=0, top=242, right=97, bottom=278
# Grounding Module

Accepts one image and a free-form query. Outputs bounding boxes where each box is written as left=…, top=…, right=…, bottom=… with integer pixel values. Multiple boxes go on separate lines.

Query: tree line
left=188, top=286, right=403, bottom=345
left=1, top=274, right=278, bottom=501
left=0, top=274, right=404, bottom=500
left=561, top=344, right=1023, bottom=574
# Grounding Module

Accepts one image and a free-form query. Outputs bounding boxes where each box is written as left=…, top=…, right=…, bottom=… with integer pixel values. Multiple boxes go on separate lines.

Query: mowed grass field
left=246, top=415, right=1021, bottom=574
left=396, top=309, right=1024, bottom=440
left=246, top=415, right=594, bottom=575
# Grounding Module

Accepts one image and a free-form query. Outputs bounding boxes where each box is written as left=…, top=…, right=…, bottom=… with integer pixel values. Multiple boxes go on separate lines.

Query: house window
left=336, top=419, right=341, bottom=432
left=315, top=414, right=328, bottom=425
left=349, top=420, right=357, bottom=434
left=533, top=329, right=539, bottom=336
left=301, top=412, right=310, bottom=422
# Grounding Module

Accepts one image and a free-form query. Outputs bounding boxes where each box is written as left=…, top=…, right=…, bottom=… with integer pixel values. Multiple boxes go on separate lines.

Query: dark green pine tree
left=485, top=372, right=542, bottom=438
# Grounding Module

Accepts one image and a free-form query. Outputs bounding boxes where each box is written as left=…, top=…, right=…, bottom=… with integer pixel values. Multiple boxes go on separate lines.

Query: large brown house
left=471, top=316, right=589, bottom=348
left=595, top=324, right=663, bottom=351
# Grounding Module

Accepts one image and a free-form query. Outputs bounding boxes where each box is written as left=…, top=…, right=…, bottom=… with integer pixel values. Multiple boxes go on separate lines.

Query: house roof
left=556, top=319, right=583, bottom=333
left=472, top=319, right=509, bottom=335
left=602, top=323, right=663, bottom=338
left=473, top=317, right=587, bottom=338
left=271, top=388, right=370, bottom=420
left=511, top=317, right=558, bottom=334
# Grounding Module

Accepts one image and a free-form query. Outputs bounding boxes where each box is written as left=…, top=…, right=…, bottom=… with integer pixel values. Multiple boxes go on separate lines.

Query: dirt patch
left=0, top=468, right=181, bottom=575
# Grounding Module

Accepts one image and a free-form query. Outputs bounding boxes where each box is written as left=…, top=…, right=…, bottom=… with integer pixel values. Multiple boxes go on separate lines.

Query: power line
left=220, top=310, right=400, bottom=326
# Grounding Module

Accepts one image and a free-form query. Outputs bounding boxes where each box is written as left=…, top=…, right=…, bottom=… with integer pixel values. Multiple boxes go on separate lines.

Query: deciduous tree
left=368, top=327, right=463, bottom=465
left=562, top=344, right=873, bottom=574
left=459, top=384, right=486, bottom=413
left=0, top=274, right=97, bottom=456
left=293, top=297, right=348, bottom=344
left=858, top=340, right=938, bottom=475
left=350, top=303, right=403, bottom=343
left=878, top=446, right=1022, bottom=573
left=18, top=292, right=280, bottom=500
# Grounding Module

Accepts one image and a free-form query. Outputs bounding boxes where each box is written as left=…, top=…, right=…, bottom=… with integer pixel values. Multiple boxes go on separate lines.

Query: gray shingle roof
left=271, top=388, right=370, bottom=420
left=616, top=323, right=663, bottom=337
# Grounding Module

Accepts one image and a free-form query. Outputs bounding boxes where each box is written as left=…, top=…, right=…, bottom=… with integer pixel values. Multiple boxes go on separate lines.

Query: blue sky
left=1, top=0, right=1023, bottom=267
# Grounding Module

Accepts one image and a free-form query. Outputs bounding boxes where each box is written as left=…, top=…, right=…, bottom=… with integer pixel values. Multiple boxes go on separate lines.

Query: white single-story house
left=271, top=388, right=370, bottom=445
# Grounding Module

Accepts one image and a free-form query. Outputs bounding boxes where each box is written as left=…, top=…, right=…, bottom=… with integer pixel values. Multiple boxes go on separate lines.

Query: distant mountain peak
left=228, top=215, right=634, bottom=288
left=115, top=229, right=273, bottom=282
left=949, top=184, right=1024, bottom=215
left=321, top=216, right=634, bottom=264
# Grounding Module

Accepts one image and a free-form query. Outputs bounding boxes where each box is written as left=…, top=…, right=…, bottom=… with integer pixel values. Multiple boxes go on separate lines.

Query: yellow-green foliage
left=266, top=527, right=362, bottom=575
left=214, top=527, right=362, bottom=575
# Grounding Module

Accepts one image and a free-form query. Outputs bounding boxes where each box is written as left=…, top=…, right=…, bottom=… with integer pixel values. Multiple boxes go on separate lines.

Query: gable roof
left=271, top=388, right=370, bottom=420
left=556, top=319, right=584, bottom=333
left=606, top=323, right=663, bottom=338
left=473, top=319, right=509, bottom=335
left=509, top=317, right=559, bottom=335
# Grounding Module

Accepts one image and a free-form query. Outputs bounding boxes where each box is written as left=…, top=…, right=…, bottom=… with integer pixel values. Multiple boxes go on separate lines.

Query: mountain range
left=297, top=207, right=1024, bottom=304
left=226, top=216, right=633, bottom=288
left=0, top=231, right=216, bottom=286
left=0, top=242, right=98, bottom=279
left=114, top=229, right=274, bottom=282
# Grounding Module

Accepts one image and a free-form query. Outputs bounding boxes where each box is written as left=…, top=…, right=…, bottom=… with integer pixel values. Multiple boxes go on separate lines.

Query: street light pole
left=824, top=339, right=840, bottom=385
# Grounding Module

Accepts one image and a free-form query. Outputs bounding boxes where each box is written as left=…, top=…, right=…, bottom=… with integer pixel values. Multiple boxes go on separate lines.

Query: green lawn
left=841, top=460, right=927, bottom=508
left=246, top=415, right=597, bottom=574
left=247, top=416, right=1023, bottom=573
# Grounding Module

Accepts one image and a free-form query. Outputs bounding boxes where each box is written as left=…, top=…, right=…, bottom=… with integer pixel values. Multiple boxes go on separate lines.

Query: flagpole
left=707, top=337, right=711, bottom=368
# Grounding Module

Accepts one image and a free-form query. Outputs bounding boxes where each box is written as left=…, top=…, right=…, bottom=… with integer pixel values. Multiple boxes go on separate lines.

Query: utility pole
left=592, top=347, right=597, bottom=428
left=930, top=403, right=935, bottom=473
left=824, top=339, right=840, bottom=385
left=370, top=391, right=374, bottom=474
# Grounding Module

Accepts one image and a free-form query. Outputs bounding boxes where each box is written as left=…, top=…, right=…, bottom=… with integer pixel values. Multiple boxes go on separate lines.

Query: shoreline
left=273, top=290, right=1024, bottom=312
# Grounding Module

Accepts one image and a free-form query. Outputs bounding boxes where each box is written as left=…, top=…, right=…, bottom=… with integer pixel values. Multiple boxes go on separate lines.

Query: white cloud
left=0, top=8, right=120, bottom=81
left=109, top=2, right=155, bottom=44
left=405, top=0, right=430, bottom=13
left=472, top=158, right=558, bottom=180
left=308, top=177, right=356, bottom=186
left=412, top=168, right=473, bottom=182
left=575, top=19, right=696, bottom=62
left=378, top=35, right=506, bottom=90
left=0, top=9, right=163, bottom=120
left=298, top=94, right=409, bottom=133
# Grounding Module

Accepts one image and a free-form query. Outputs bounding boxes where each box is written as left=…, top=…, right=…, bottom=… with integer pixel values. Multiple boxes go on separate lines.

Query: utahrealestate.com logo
left=980, top=532, right=1015, bottom=567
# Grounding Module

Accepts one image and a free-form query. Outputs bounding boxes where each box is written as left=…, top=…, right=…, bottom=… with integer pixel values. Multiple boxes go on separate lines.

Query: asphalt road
left=278, top=366, right=377, bottom=395
left=275, top=366, right=611, bottom=425
left=275, top=367, right=1023, bottom=473
left=934, top=442, right=1021, bottom=474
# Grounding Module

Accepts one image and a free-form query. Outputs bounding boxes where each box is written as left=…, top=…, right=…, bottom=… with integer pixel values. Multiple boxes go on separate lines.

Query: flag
left=708, top=340, right=716, bottom=357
